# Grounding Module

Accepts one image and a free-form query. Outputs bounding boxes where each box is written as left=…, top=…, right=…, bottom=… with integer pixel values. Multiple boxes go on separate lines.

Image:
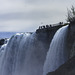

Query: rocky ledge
left=36, top=22, right=69, bottom=33
left=0, top=38, right=8, bottom=46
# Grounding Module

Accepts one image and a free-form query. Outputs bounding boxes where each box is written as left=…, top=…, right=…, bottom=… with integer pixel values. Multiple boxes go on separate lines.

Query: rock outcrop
left=0, top=38, right=9, bottom=47
left=36, top=24, right=67, bottom=50
left=47, top=23, right=75, bottom=75
left=47, top=56, right=75, bottom=75
left=0, top=39, right=5, bottom=45
left=66, top=23, right=75, bottom=58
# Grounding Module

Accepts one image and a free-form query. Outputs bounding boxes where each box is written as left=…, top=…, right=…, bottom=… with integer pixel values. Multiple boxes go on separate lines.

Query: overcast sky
left=0, top=0, right=75, bottom=32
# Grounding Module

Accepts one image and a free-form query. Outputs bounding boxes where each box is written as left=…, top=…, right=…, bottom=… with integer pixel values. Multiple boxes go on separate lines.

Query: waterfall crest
left=43, top=25, right=68, bottom=75
left=0, top=32, right=48, bottom=75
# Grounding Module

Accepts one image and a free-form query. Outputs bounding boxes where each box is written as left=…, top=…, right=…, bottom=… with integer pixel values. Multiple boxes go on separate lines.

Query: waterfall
left=0, top=32, right=48, bottom=75
left=43, top=25, right=68, bottom=75
left=0, top=25, right=69, bottom=75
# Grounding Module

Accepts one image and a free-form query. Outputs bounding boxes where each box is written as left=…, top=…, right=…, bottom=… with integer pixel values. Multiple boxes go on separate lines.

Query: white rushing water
left=43, top=25, right=69, bottom=75
left=0, top=25, right=69, bottom=75
left=0, top=32, right=48, bottom=75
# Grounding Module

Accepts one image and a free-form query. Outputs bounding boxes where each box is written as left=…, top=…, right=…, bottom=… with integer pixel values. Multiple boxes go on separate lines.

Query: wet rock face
left=70, top=41, right=75, bottom=58
left=36, top=25, right=63, bottom=51
left=0, top=39, right=5, bottom=45
left=47, top=56, right=75, bottom=75
left=66, top=23, right=75, bottom=58
left=47, top=24, right=75, bottom=75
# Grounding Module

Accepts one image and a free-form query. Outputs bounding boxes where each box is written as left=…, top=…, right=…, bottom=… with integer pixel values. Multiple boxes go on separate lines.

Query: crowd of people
left=38, top=22, right=63, bottom=30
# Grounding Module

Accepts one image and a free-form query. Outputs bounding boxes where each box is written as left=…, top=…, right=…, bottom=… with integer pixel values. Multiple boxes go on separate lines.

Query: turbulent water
left=0, top=32, right=48, bottom=75
left=43, top=25, right=68, bottom=75
left=0, top=25, right=69, bottom=75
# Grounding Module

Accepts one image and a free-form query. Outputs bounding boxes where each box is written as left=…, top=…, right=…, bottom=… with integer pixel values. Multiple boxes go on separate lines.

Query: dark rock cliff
left=36, top=25, right=66, bottom=50
left=0, top=39, right=5, bottom=45
left=66, top=23, right=75, bottom=58
left=47, top=56, right=75, bottom=75
left=47, top=23, right=75, bottom=75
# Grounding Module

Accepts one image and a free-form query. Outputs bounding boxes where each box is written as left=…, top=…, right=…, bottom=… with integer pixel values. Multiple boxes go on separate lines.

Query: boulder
left=0, top=39, right=5, bottom=45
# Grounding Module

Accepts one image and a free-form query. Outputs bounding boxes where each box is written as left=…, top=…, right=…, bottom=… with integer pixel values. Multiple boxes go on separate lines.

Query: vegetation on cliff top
left=67, top=6, right=75, bottom=24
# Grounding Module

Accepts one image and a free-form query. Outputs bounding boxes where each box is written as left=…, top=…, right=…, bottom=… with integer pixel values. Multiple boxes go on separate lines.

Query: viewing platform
left=36, top=22, right=69, bottom=33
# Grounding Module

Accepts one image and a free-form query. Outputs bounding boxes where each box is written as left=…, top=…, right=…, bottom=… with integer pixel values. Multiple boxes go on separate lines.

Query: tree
left=67, top=6, right=75, bottom=24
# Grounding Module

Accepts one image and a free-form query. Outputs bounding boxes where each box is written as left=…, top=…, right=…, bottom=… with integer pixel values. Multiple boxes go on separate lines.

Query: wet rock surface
left=0, top=38, right=8, bottom=48
left=47, top=56, right=75, bottom=75
left=66, top=23, right=75, bottom=58
left=36, top=25, right=66, bottom=50
left=47, top=23, right=75, bottom=75
left=0, top=39, right=5, bottom=45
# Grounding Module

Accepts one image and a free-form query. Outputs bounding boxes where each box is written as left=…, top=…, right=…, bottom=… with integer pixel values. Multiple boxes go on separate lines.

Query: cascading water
left=0, top=25, right=69, bottom=75
left=43, top=25, right=69, bottom=75
left=0, top=32, right=48, bottom=75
